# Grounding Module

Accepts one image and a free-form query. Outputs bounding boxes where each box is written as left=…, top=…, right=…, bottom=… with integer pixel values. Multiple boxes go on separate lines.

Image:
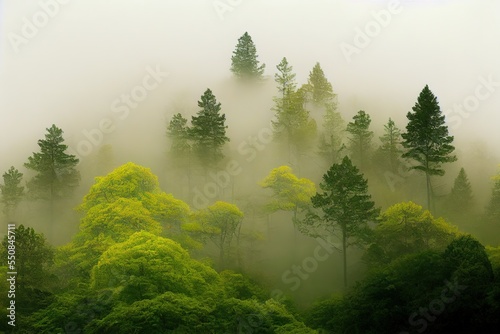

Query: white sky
left=1, top=0, right=499, bottom=174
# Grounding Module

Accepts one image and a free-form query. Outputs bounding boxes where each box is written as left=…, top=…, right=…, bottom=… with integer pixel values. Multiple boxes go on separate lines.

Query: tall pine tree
left=318, top=104, right=345, bottom=166
left=24, top=125, right=80, bottom=215
left=305, top=62, right=335, bottom=106
left=189, top=89, right=229, bottom=168
left=485, top=170, right=500, bottom=226
left=230, top=32, right=265, bottom=80
left=401, top=85, right=457, bottom=211
left=447, top=168, right=473, bottom=214
left=375, top=118, right=403, bottom=174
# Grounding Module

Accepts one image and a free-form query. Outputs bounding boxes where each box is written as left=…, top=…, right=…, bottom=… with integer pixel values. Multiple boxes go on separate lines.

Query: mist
left=1, top=0, right=500, bottom=331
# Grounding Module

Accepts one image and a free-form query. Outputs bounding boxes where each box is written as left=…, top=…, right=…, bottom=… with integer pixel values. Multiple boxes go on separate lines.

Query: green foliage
left=167, top=112, right=191, bottom=155
left=318, top=104, right=345, bottom=166
left=374, top=118, right=403, bottom=174
left=0, top=225, right=55, bottom=314
left=0, top=166, right=24, bottom=218
left=485, top=169, right=500, bottom=225
left=303, top=156, right=378, bottom=287
left=24, top=124, right=80, bottom=201
left=260, top=165, right=316, bottom=214
left=189, top=88, right=230, bottom=167
left=402, top=85, right=457, bottom=210
left=346, top=110, right=373, bottom=170
left=230, top=32, right=265, bottom=79
left=305, top=62, right=335, bottom=106
left=275, top=57, right=296, bottom=98
left=445, top=168, right=474, bottom=217
left=364, top=201, right=461, bottom=267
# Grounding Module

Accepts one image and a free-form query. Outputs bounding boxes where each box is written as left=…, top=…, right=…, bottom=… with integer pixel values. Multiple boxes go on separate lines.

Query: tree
left=0, top=166, right=24, bottom=219
left=24, top=124, right=80, bottom=219
left=318, top=104, right=345, bottom=166
left=230, top=32, right=265, bottom=79
left=302, top=156, right=379, bottom=287
left=0, top=225, right=54, bottom=313
left=401, top=85, right=457, bottom=211
left=375, top=118, right=403, bottom=174
left=305, top=62, right=335, bottom=106
left=189, top=89, right=230, bottom=168
left=346, top=110, right=373, bottom=170
left=485, top=169, right=500, bottom=226
left=363, top=201, right=461, bottom=267
left=260, top=166, right=316, bottom=236
left=274, top=57, right=296, bottom=99
left=445, top=168, right=474, bottom=217
left=167, top=113, right=191, bottom=156
left=186, top=201, right=243, bottom=269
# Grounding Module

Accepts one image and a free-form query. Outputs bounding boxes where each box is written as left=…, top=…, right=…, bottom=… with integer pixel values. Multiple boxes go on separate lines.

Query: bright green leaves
left=260, top=166, right=316, bottom=214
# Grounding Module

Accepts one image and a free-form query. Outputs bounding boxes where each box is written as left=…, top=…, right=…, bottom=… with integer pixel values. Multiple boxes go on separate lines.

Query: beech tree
left=189, top=89, right=229, bottom=168
left=302, top=156, right=379, bottom=287
left=401, top=85, right=457, bottom=211
left=230, top=32, right=265, bottom=80
left=0, top=166, right=24, bottom=219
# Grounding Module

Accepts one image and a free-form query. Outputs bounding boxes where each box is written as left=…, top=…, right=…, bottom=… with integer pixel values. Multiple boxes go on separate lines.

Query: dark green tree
left=445, top=168, right=474, bottom=216
left=230, top=32, right=265, bottom=80
left=302, top=156, right=379, bottom=287
left=485, top=171, right=500, bottom=226
left=375, top=118, right=403, bottom=174
left=401, top=85, right=457, bottom=211
left=305, top=62, right=335, bottom=106
left=24, top=124, right=80, bottom=219
left=189, top=89, right=230, bottom=168
left=346, top=110, right=373, bottom=170
left=1, top=225, right=54, bottom=313
left=0, top=166, right=24, bottom=219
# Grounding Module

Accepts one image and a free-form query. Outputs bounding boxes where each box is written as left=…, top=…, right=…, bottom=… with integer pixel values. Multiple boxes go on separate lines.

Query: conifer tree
left=230, top=32, right=265, bottom=79
left=401, top=85, right=457, bottom=211
left=376, top=118, right=403, bottom=174
left=167, top=113, right=191, bottom=156
left=0, top=166, right=24, bottom=219
left=346, top=110, right=373, bottom=170
left=485, top=170, right=500, bottom=225
left=306, top=62, right=335, bottom=106
left=24, top=125, right=80, bottom=214
left=318, top=104, right=345, bottom=166
left=446, top=168, right=473, bottom=215
left=189, top=89, right=229, bottom=168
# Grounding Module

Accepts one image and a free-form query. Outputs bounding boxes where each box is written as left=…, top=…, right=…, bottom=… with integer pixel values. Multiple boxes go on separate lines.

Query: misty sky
left=1, top=0, right=499, bottom=175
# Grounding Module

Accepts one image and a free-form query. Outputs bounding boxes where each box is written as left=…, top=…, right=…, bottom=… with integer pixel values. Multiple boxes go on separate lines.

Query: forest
left=2, top=6, right=500, bottom=333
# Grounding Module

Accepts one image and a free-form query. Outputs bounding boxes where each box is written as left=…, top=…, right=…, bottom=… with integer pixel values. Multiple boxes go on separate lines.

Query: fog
left=1, top=0, right=500, bottom=307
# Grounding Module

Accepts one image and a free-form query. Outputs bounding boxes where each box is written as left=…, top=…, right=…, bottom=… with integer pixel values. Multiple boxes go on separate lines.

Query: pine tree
left=306, top=62, right=335, bottom=106
left=446, top=168, right=473, bottom=215
left=318, top=104, right=345, bottom=166
left=167, top=113, right=191, bottom=155
left=24, top=124, right=80, bottom=210
left=302, top=156, right=379, bottom=288
left=230, top=32, right=265, bottom=80
left=274, top=57, right=296, bottom=99
left=485, top=171, right=500, bottom=225
left=0, top=166, right=24, bottom=219
left=401, top=85, right=457, bottom=211
left=189, top=89, right=229, bottom=168
left=376, top=118, right=403, bottom=174
left=346, top=110, right=373, bottom=170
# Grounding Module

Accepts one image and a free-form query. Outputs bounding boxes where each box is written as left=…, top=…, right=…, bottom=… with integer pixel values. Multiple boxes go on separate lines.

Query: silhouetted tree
left=230, top=32, right=265, bottom=80
left=346, top=110, right=373, bottom=170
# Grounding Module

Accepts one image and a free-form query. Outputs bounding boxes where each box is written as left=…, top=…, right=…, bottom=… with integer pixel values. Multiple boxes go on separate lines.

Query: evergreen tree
left=274, top=57, right=296, bottom=99
left=305, top=62, right=335, bottom=106
left=318, top=104, right=345, bottom=166
left=485, top=171, right=500, bottom=226
left=167, top=113, right=191, bottom=156
left=401, top=85, right=457, bottom=211
left=376, top=118, right=403, bottom=174
left=446, top=168, right=473, bottom=215
left=230, top=32, right=265, bottom=79
left=24, top=124, right=80, bottom=215
left=0, top=166, right=24, bottom=219
left=302, top=156, right=379, bottom=287
left=346, top=110, right=373, bottom=170
left=189, top=89, right=229, bottom=168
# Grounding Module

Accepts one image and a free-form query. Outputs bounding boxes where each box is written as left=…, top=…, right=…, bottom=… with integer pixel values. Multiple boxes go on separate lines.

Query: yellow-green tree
left=364, top=201, right=461, bottom=267
left=185, top=201, right=243, bottom=269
